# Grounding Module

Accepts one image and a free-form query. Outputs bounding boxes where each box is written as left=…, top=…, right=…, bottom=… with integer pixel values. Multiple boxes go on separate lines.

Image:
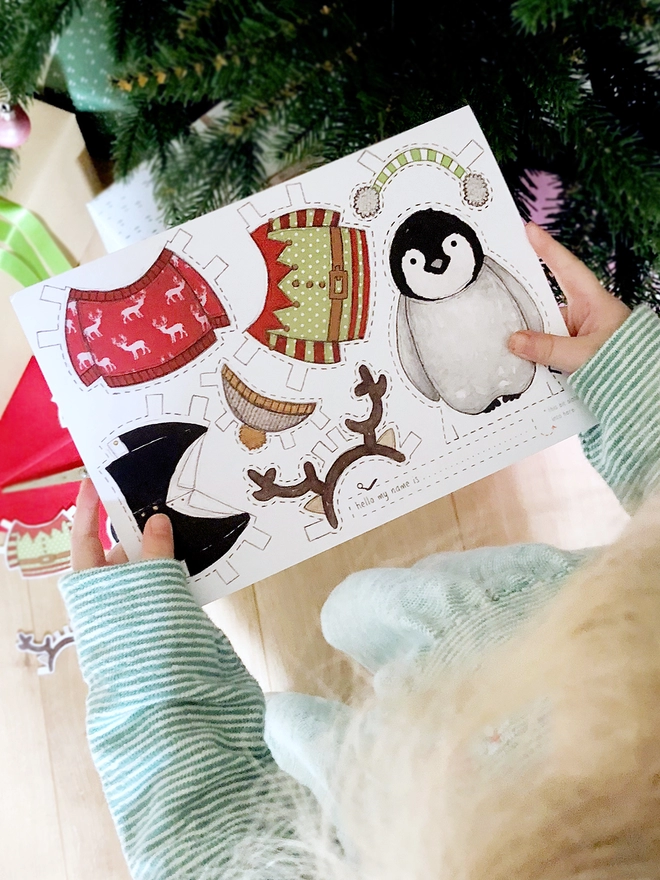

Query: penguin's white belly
left=406, top=270, right=535, bottom=414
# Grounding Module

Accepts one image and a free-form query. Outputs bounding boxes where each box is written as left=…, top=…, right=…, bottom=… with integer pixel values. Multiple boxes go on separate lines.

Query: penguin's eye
left=450, top=239, right=457, bottom=247
left=409, top=257, right=417, bottom=265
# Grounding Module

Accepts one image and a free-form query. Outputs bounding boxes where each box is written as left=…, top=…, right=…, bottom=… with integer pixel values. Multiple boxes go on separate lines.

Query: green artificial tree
left=2, top=0, right=660, bottom=307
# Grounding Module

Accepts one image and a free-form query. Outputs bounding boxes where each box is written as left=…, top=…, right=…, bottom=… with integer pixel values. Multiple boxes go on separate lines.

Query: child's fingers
left=106, top=543, right=129, bottom=566
left=141, top=514, right=175, bottom=560
left=71, top=479, right=108, bottom=571
left=508, top=329, right=598, bottom=373
left=525, top=222, right=604, bottom=305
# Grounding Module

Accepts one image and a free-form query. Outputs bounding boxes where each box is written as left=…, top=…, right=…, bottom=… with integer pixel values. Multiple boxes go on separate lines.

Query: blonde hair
left=225, top=491, right=660, bottom=880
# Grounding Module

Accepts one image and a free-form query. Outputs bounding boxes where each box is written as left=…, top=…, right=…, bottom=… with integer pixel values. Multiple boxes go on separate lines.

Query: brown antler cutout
left=16, top=627, right=75, bottom=674
left=248, top=366, right=405, bottom=528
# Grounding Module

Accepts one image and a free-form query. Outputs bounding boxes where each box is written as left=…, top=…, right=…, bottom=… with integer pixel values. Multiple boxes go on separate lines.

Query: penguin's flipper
left=483, top=257, right=544, bottom=333
left=396, top=298, right=441, bottom=401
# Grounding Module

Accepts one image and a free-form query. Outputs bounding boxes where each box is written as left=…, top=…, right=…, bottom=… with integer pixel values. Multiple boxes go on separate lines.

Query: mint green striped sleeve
left=568, top=306, right=660, bottom=513
left=59, top=558, right=292, bottom=879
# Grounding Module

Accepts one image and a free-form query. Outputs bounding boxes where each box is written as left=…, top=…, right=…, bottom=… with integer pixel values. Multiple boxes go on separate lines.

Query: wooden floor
left=1, top=432, right=629, bottom=878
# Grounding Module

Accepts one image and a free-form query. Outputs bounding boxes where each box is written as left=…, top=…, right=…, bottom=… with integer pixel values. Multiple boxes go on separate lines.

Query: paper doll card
left=12, top=106, right=594, bottom=605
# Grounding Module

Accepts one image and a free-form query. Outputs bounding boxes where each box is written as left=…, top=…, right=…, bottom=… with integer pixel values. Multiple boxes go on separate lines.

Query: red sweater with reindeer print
left=65, top=249, right=230, bottom=389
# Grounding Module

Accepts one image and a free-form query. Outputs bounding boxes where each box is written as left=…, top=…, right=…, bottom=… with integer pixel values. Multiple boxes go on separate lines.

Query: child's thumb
left=508, top=330, right=594, bottom=374
left=141, top=513, right=175, bottom=560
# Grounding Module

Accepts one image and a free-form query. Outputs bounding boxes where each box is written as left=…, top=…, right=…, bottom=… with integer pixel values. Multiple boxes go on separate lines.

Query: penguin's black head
left=389, top=209, right=484, bottom=300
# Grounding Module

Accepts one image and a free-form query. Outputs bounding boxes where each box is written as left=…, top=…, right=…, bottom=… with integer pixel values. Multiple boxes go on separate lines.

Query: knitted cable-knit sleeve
left=568, top=306, right=660, bottom=514
left=59, top=558, right=296, bottom=880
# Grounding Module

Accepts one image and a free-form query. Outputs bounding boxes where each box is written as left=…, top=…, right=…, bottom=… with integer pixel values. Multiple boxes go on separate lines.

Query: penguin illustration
left=390, top=209, right=543, bottom=414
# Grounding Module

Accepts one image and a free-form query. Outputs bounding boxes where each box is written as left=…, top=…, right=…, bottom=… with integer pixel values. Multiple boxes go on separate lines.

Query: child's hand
left=508, top=222, right=631, bottom=373
left=71, top=478, right=175, bottom=572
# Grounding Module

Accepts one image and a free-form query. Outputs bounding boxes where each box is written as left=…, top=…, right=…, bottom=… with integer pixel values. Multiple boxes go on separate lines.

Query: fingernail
left=76, top=478, right=98, bottom=511
left=508, top=331, right=530, bottom=354
left=148, top=514, right=172, bottom=534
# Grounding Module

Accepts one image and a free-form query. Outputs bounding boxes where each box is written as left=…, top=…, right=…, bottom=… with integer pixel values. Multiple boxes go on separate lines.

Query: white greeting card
left=12, top=106, right=594, bottom=605
left=86, top=163, right=168, bottom=253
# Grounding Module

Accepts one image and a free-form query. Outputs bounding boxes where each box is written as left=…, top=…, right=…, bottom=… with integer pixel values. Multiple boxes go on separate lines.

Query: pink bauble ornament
left=0, top=102, right=31, bottom=149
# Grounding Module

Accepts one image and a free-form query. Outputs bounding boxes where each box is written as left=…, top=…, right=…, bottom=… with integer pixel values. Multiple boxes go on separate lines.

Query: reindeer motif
left=67, top=300, right=78, bottom=315
left=165, top=277, right=186, bottom=304
left=195, top=285, right=208, bottom=308
left=66, top=318, right=77, bottom=334
left=82, top=309, right=103, bottom=341
left=120, top=293, right=147, bottom=324
left=94, top=355, right=117, bottom=373
left=190, top=304, right=211, bottom=332
left=77, top=351, right=95, bottom=370
left=112, top=335, right=151, bottom=360
left=152, top=316, right=188, bottom=342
